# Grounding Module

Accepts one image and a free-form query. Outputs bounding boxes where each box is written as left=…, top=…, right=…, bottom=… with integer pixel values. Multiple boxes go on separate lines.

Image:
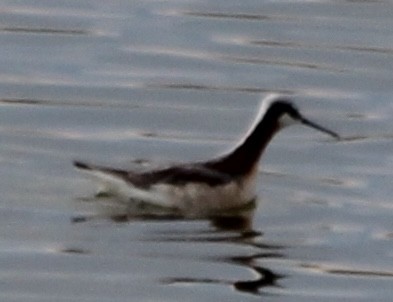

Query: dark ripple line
left=223, top=55, right=346, bottom=72
left=184, top=11, right=271, bottom=21
left=0, top=98, right=141, bottom=109
left=303, top=263, right=393, bottom=279
left=147, top=83, right=293, bottom=94
left=328, top=269, right=393, bottom=278
left=339, top=45, right=393, bottom=54
left=0, top=98, right=44, bottom=105
left=1, top=27, right=88, bottom=35
left=251, top=39, right=393, bottom=55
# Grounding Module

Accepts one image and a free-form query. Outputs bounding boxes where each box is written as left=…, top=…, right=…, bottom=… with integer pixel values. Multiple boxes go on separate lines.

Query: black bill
left=300, top=117, right=340, bottom=139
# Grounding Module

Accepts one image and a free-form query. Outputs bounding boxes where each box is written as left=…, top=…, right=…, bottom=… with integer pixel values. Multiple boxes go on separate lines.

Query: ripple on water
left=1, top=0, right=393, bottom=301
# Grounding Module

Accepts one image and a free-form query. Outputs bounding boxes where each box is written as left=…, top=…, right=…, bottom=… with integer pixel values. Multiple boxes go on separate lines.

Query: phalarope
left=74, top=95, right=339, bottom=217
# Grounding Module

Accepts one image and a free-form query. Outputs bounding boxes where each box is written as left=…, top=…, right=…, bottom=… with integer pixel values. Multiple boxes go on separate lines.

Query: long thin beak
left=300, top=117, right=340, bottom=139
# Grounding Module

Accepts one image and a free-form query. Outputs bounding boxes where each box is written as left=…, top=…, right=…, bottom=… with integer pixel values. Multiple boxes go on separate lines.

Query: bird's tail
left=73, top=160, right=180, bottom=210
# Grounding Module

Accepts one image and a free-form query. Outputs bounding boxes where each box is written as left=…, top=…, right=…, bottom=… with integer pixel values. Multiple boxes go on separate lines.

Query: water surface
left=0, top=0, right=392, bottom=301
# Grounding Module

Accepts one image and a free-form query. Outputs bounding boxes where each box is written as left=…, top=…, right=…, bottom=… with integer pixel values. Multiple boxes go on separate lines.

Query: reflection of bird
left=74, top=95, right=339, bottom=217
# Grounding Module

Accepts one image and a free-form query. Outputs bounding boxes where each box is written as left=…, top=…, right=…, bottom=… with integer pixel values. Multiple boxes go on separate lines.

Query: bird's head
left=263, top=97, right=339, bottom=139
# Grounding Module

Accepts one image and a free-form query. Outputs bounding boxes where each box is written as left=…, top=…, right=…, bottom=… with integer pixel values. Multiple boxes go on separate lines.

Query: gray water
left=1, top=0, right=392, bottom=301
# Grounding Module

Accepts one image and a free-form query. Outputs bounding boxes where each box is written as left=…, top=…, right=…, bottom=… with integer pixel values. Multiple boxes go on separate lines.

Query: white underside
left=80, top=169, right=257, bottom=218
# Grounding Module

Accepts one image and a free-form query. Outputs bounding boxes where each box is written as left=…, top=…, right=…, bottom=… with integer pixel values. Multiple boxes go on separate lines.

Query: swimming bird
left=74, top=95, right=339, bottom=218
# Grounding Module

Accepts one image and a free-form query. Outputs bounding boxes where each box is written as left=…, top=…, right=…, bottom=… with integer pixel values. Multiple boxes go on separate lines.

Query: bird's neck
left=207, top=117, right=280, bottom=176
